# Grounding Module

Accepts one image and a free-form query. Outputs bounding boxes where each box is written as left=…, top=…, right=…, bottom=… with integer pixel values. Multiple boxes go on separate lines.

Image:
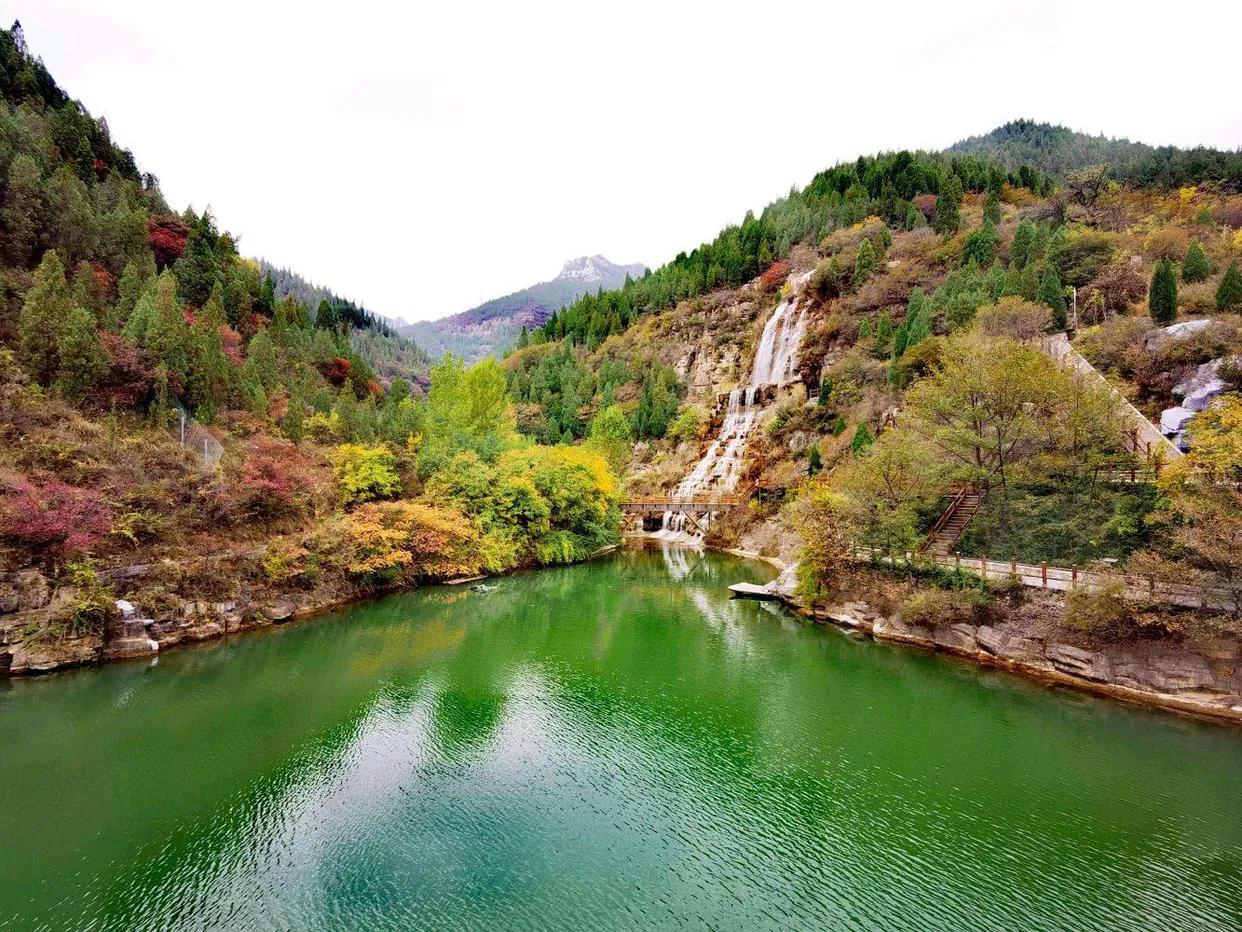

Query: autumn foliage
left=760, top=260, right=791, bottom=290
left=0, top=476, right=111, bottom=565
left=147, top=215, right=189, bottom=268
left=343, top=500, right=478, bottom=582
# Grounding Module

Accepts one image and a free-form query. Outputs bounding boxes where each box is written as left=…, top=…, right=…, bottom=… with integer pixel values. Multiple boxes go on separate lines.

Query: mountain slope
left=403, top=255, right=646, bottom=363
left=256, top=260, right=429, bottom=382
left=949, top=119, right=1242, bottom=188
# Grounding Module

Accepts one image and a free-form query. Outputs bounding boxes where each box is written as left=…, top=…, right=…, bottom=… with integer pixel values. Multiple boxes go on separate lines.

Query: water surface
left=1, top=548, right=1239, bottom=931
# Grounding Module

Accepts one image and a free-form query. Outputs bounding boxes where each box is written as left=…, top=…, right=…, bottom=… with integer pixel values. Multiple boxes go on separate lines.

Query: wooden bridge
left=621, top=494, right=748, bottom=515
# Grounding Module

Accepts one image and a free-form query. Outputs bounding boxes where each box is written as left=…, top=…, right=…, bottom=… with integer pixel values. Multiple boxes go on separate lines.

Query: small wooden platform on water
left=728, top=582, right=780, bottom=601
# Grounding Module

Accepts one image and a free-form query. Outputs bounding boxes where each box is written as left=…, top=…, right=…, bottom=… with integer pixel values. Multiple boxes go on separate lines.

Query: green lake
left=1, top=547, right=1239, bottom=931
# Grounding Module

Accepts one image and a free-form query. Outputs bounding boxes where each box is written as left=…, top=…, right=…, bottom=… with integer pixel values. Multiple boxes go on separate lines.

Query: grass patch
left=955, top=480, right=1159, bottom=566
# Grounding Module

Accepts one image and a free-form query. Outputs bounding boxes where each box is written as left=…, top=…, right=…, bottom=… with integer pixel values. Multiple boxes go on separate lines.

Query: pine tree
left=874, top=310, right=893, bottom=356
left=858, top=318, right=872, bottom=341
left=257, top=273, right=276, bottom=316
left=961, top=221, right=998, bottom=267
left=1149, top=258, right=1178, bottom=324
left=853, top=238, right=876, bottom=287
left=1216, top=261, right=1242, bottom=312
left=1037, top=267, right=1068, bottom=330
left=315, top=298, right=338, bottom=330
left=932, top=174, right=963, bottom=236
left=187, top=281, right=231, bottom=421
left=145, top=270, right=190, bottom=375
left=2, top=154, right=42, bottom=265
left=904, top=201, right=925, bottom=230
left=516, top=325, right=529, bottom=349
left=817, top=378, right=832, bottom=407
left=18, top=251, right=74, bottom=384
left=1010, top=221, right=1036, bottom=270
left=1182, top=239, right=1210, bottom=283
left=173, top=212, right=220, bottom=307
left=55, top=305, right=106, bottom=401
left=850, top=423, right=874, bottom=454
left=807, top=445, right=822, bottom=476
left=983, top=190, right=1002, bottom=225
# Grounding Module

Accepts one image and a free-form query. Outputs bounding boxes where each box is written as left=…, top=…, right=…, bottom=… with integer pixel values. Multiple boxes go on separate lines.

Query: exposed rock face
left=781, top=591, right=1242, bottom=722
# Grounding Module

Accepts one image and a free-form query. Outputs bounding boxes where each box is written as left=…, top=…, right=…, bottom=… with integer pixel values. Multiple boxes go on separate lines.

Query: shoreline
left=630, top=531, right=1242, bottom=727
left=5, top=537, right=1242, bottom=728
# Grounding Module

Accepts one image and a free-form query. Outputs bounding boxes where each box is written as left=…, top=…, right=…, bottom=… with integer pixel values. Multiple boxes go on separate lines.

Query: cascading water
left=658, top=272, right=812, bottom=540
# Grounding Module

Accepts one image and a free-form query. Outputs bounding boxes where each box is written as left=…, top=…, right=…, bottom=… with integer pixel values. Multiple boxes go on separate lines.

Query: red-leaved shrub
left=760, top=260, right=791, bottom=290
left=147, top=216, right=190, bottom=269
left=236, top=440, right=311, bottom=520
left=93, top=334, right=155, bottom=409
left=0, top=477, right=112, bottom=566
left=320, top=357, right=351, bottom=386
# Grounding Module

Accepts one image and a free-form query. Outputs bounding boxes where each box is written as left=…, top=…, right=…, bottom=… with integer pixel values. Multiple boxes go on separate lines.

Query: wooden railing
left=855, top=547, right=1238, bottom=612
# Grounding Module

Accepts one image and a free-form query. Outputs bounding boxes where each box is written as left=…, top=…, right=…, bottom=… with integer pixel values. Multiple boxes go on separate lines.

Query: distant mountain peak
left=400, top=254, right=646, bottom=364
left=557, top=255, right=645, bottom=283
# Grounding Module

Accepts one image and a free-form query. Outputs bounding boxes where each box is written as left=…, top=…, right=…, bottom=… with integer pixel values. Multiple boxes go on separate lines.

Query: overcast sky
left=16, top=1, right=1242, bottom=322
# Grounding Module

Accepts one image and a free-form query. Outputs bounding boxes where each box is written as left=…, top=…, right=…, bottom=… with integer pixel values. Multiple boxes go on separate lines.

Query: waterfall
left=657, top=272, right=812, bottom=540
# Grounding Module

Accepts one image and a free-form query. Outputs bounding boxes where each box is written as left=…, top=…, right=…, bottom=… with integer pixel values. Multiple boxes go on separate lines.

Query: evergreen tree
left=111, top=254, right=155, bottom=330
left=850, top=423, right=874, bottom=454
left=144, top=270, right=190, bottom=375
left=1216, top=261, right=1242, bottom=312
left=315, top=298, right=338, bottom=330
left=932, top=174, right=963, bottom=236
left=858, top=318, right=872, bottom=341
left=1182, top=239, right=1210, bottom=283
left=1037, top=267, right=1068, bottom=330
left=853, top=238, right=877, bottom=287
left=257, top=272, right=276, bottom=316
left=1010, top=220, right=1036, bottom=270
left=874, top=309, right=893, bottom=356
left=55, top=305, right=106, bottom=401
left=961, top=221, right=998, bottom=267
left=173, top=212, right=221, bottom=307
left=187, top=281, right=231, bottom=420
left=18, top=251, right=74, bottom=384
left=904, top=201, right=925, bottom=230
left=817, top=377, right=832, bottom=407
left=807, top=445, right=822, bottom=476
left=516, top=325, right=529, bottom=349
left=1148, top=258, right=1178, bottom=324
left=983, top=189, right=1002, bottom=225
left=2, top=154, right=42, bottom=265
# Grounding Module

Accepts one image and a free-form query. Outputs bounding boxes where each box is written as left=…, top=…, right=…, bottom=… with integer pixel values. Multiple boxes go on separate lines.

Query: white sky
left=14, top=0, right=1242, bottom=323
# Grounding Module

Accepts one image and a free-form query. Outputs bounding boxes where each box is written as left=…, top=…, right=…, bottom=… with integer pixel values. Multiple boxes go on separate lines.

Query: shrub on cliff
left=1064, top=579, right=1133, bottom=636
left=901, top=588, right=987, bottom=626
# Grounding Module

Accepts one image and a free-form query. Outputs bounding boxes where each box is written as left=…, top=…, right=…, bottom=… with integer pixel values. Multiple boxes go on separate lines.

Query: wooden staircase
left=921, top=486, right=982, bottom=555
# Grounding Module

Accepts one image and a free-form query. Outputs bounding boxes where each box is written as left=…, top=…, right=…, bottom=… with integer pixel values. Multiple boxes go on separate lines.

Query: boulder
left=933, top=623, right=978, bottom=653
left=265, top=602, right=295, bottom=623
left=975, top=626, right=1045, bottom=663
left=1045, top=643, right=1113, bottom=682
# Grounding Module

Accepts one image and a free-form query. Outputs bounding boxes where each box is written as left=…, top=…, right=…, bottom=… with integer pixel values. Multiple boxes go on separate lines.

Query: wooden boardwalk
left=861, top=549, right=1237, bottom=612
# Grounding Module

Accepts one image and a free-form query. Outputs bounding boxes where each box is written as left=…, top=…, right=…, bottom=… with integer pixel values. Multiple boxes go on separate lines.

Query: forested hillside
left=0, top=21, right=620, bottom=670
left=257, top=260, right=431, bottom=383
left=950, top=120, right=1242, bottom=189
